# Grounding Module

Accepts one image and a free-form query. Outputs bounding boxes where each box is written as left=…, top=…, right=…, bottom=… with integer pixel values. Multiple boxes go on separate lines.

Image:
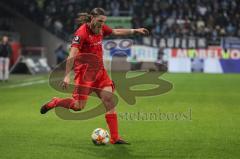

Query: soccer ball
left=91, top=128, right=110, bottom=145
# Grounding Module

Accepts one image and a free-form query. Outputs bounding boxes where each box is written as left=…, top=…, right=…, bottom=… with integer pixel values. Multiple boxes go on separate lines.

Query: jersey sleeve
left=102, top=24, right=113, bottom=37
left=71, top=29, right=85, bottom=49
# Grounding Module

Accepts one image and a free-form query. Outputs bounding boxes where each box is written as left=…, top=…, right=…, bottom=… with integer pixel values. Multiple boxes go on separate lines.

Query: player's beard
left=91, top=22, right=102, bottom=34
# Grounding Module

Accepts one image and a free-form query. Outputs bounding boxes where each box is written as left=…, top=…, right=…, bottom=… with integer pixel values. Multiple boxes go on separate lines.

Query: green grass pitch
left=0, top=72, right=240, bottom=159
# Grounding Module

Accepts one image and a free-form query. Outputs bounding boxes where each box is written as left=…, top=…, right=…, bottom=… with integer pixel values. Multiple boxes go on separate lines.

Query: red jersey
left=71, top=23, right=112, bottom=72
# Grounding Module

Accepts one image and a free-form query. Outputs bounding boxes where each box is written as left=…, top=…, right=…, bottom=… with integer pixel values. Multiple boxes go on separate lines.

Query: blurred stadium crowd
left=2, top=0, right=240, bottom=44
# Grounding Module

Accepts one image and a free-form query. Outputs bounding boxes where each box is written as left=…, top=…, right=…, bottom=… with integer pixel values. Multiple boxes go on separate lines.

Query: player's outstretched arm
left=62, top=47, right=79, bottom=89
left=112, top=28, right=149, bottom=36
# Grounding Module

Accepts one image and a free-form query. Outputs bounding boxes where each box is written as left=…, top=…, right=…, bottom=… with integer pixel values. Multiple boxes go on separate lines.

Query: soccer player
left=0, top=36, right=12, bottom=82
left=40, top=8, right=149, bottom=144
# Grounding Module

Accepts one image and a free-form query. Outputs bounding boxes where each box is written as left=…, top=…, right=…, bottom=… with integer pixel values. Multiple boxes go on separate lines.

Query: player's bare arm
left=112, top=28, right=149, bottom=36
left=62, top=47, right=79, bottom=89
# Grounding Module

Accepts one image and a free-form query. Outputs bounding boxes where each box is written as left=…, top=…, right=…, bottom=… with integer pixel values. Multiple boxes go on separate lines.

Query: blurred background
left=0, top=0, right=240, bottom=76
left=1, top=1, right=240, bottom=158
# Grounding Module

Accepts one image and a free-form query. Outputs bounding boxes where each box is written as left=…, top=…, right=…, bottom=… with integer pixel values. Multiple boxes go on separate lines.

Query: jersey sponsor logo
left=72, top=36, right=81, bottom=44
left=91, top=41, right=102, bottom=46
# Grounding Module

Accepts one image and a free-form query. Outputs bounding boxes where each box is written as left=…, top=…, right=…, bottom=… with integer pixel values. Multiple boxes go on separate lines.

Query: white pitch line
left=2, top=80, right=48, bottom=88
left=22, top=77, right=45, bottom=82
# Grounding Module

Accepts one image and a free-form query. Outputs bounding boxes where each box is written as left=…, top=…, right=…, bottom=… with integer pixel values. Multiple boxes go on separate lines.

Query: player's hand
left=134, top=28, right=149, bottom=36
left=61, top=75, right=70, bottom=90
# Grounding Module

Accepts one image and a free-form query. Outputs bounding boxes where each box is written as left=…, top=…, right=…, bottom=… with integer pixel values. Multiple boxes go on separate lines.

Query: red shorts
left=72, top=69, right=115, bottom=100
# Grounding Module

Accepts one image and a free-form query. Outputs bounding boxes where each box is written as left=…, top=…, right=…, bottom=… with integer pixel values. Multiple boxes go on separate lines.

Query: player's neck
left=87, top=23, right=101, bottom=35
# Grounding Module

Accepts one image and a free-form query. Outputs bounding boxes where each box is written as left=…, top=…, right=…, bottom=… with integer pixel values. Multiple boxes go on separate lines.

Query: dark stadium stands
left=2, top=0, right=240, bottom=45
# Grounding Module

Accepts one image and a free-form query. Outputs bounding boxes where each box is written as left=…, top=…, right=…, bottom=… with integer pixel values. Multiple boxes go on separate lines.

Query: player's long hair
left=75, top=8, right=106, bottom=26
left=90, top=8, right=106, bottom=17
left=75, top=12, right=90, bottom=26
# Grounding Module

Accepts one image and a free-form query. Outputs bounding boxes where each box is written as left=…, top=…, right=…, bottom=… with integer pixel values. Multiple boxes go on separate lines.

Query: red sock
left=105, top=113, right=120, bottom=143
left=46, top=98, right=75, bottom=110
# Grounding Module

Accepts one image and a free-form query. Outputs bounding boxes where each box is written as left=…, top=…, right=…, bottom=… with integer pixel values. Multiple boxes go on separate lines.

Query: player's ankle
left=47, top=98, right=58, bottom=108
left=110, top=136, right=121, bottom=144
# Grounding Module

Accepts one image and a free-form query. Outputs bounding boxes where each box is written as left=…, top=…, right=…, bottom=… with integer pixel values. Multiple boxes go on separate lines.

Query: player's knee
left=72, top=101, right=86, bottom=111
left=72, top=105, right=85, bottom=111
left=101, top=94, right=113, bottom=103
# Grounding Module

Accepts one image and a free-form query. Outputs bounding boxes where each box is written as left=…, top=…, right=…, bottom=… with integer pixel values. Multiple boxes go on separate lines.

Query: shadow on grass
left=49, top=139, right=165, bottom=159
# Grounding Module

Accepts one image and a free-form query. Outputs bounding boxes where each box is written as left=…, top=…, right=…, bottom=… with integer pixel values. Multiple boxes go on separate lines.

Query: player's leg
left=40, top=82, right=90, bottom=114
left=99, top=86, right=129, bottom=144
left=0, top=57, right=3, bottom=81
left=40, top=73, right=92, bottom=114
left=40, top=82, right=91, bottom=114
left=4, top=57, right=9, bottom=81
left=40, top=97, right=87, bottom=114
